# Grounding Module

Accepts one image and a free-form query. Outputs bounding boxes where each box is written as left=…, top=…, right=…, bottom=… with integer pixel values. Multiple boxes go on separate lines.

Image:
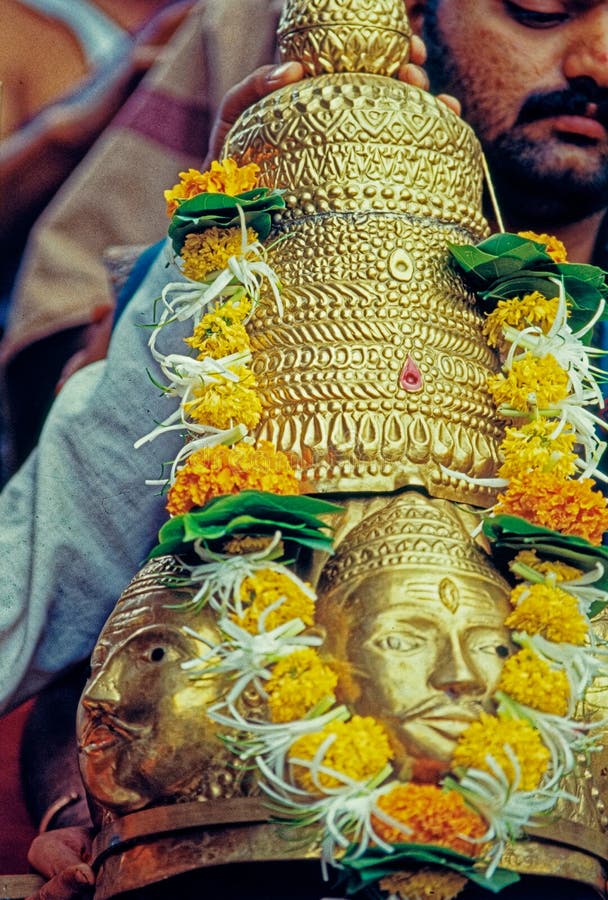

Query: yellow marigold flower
left=180, top=227, right=258, bottom=282
left=487, top=353, right=569, bottom=412
left=167, top=441, right=299, bottom=516
left=186, top=296, right=252, bottom=359
left=289, top=715, right=392, bottom=789
left=518, top=231, right=568, bottom=263
left=235, top=569, right=315, bottom=634
left=483, top=292, right=560, bottom=353
left=507, top=583, right=587, bottom=645
left=495, top=473, right=608, bottom=545
left=497, top=648, right=570, bottom=716
left=452, top=712, right=550, bottom=791
left=184, top=366, right=262, bottom=430
left=498, top=419, right=577, bottom=479
left=266, top=648, right=338, bottom=724
left=373, top=784, right=487, bottom=855
left=510, top=550, right=582, bottom=583
left=164, top=158, right=260, bottom=216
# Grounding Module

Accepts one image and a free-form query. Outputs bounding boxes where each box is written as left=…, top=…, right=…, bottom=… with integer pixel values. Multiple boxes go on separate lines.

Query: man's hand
left=205, top=34, right=461, bottom=164
left=26, top=828, right=95, bottom=900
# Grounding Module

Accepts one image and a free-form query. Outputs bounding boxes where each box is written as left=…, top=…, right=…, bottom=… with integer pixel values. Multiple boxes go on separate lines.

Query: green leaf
left=149, top=490, right=343, bottom=560
left=339, top=844, right=519, bottom=895
left=448, top=233, right=608, bottom=337
left=482, top=514, right=608, bottom=614
left=168, top=187, right=285, bottom=251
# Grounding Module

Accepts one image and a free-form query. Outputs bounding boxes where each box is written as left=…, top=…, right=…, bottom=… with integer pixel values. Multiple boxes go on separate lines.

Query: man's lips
left=549, top=114, right=608, bottom=142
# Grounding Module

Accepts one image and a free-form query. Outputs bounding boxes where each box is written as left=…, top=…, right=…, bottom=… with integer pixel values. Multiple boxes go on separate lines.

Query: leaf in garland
left=168, top=187, right=286, bottom=251
left=448, top=235, right=554, bottom=290
left=339, top=843, right=519, bottom=895
left=149, top=491, right=343, bottom=560
left=483, top=514, right=608, bottom=614
left=449, top=233, right=608, bottom=338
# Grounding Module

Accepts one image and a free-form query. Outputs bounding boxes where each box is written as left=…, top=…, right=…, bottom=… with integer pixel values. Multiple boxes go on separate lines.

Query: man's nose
left=563, top=7, right=608, bottom=89
left=431, top=634, right=484, bottom=696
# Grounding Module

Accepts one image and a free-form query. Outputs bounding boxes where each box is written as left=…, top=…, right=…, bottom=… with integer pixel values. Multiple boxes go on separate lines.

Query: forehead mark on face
left=439, top=577, right=459, bottom=613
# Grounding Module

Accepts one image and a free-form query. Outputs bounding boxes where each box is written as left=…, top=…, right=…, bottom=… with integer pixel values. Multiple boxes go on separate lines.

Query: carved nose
left=431, top=634, right=484, bottom=695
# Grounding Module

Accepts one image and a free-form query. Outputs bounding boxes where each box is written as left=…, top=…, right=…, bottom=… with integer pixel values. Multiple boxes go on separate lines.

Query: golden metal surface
left=316, top=491, right=513, bottom=766
left=277, top=0, right=411, bottom=77
left=224, top=73, right=500, bottom=504
left=77, top=557, right=255, bottom=817
left=79, top=0, right=608, bottom=895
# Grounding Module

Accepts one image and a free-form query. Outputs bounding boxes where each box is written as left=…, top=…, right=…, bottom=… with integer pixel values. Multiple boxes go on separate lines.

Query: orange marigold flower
left=166, top=441, right=299, bottom=516
left=518, top=231, right=568, bottom=263
left=494, top=472, right=608, bottom=545
left=373, top=784, right=486, bottom=856
left=164, top=158, right=260, bottom=216
left=290, top=715, right=392, bottom=790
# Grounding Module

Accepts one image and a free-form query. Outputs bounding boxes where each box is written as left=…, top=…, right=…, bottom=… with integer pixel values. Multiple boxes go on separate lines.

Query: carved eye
left=375, top=632, right=426, bottom=654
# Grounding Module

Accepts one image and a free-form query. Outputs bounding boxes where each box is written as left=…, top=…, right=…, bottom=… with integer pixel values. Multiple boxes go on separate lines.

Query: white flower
left=513, top=630, right=608, bottom=703
left=503, top=279, right=606, bottom=409
left=164, top=532, right=315, bottom=615
left=208, top=703, right=350, bottom=774
left=451, top=749, right=573, bottom=877
left=182, top=615, right=322, bottom=705
left=255, top=754, right=401, bottom=874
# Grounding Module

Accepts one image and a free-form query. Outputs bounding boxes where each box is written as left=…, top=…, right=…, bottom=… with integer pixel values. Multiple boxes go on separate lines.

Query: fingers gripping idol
left=74, top=0, right=608, bottom=898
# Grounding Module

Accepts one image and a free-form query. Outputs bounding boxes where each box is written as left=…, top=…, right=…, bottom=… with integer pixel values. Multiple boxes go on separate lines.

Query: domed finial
left=277, top=0, right=411, bottom=77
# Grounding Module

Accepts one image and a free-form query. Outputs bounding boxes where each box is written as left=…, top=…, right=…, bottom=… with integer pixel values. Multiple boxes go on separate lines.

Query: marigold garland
left=186, top=296, right=252, bottom=359
left=487, top=353, right=569, bottom=411
left=265, top=648, right=338, bottom=724
left=183, top=367, right=263, bottom=431
left=517, top=230, right=568, bottom=263
left=497, top=419, right=577, bottom=480
left=144, top=171, right=608, bottom=893
left=452, top=713, right=550, bottom=791
left=236, top=570, right=315, bottom=634
left=497, top=648, right=570, bottom=716
left=494, top=473, right=608, bottom=545
left=372, top=784, right=487, bottom=856
left=166, top=442, right=300, bottom=516
left=164, top=159, right=260, bottom=216
left=510, top=550, right=582, bottom=583
left=506, top=582, right=588, bottom=645
left=180, top=226, right=258, bottom=281
left=289, top=715, right=393, bottom=790
left=483, top=292, right=560, bottom=354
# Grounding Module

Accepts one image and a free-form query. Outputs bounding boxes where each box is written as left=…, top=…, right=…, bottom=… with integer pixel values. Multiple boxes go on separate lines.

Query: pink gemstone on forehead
left=399, top=354, right=423, bottom=392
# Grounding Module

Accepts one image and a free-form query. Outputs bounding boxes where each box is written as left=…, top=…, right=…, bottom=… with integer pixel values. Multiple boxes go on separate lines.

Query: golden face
left=322, top=568, right=512, bottom=763
left=77, top=597, right=223, bottom=814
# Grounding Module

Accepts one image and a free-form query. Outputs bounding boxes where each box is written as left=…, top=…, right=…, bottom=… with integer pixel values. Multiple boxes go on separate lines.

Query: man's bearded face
left=422, top=0, right=608, bottom=225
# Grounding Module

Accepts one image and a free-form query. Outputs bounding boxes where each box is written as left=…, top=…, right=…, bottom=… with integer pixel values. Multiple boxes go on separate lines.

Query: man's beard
left=483, top=131, right=608, bottom=226
left=422, top=4, right=608, bottom=227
